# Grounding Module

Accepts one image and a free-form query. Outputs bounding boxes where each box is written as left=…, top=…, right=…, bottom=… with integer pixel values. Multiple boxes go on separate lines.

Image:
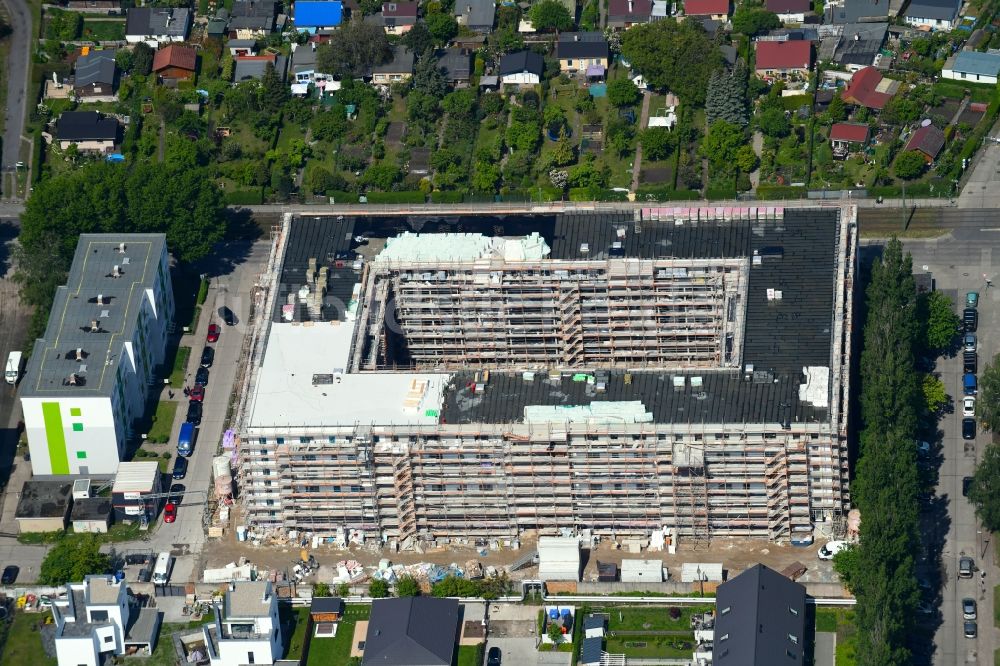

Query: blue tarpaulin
left=293, top=0, right=342, bottom=29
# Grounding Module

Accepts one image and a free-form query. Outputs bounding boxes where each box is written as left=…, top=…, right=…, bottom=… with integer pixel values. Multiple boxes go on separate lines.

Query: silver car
left=963, top=598, right=977, bottom=620
left=964, top=621, right=977, bottom=639
left=964, top=333, right=977, bottom=353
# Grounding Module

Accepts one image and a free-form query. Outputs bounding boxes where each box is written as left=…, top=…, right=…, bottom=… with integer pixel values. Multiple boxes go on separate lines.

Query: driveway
left=483, top=637, right=571, bottom=666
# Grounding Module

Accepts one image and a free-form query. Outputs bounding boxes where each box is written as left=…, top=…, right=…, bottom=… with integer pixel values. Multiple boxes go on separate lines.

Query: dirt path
left=630, top=92, right=653, bottom=192
left=749, top=130, right=763, bottom=189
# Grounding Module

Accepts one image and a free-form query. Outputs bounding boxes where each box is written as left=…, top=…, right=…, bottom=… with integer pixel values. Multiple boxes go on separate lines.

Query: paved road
left=0, top=0, right=31, bottom=199
left=902, top=226, right=999, bottom=665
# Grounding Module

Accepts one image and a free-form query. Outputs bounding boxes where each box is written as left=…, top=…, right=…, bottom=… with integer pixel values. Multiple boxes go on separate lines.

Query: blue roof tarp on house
left=294, top=0, right=342, bottom=29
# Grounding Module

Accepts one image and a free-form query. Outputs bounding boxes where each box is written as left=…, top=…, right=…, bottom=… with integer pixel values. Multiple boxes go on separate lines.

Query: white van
left=5, top=351, right=22, bottom=385
left=151, top=552, right=172, bottom=585
left=818, top=540, right=849, bottom=560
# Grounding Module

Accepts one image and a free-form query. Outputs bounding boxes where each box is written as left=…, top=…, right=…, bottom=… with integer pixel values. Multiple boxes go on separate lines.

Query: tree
left=547, top=130, right=577, bottom=168
left=369, top=579, right=390, bottom=598
left=133, top=42, right=154, bottom=76
left=311, top=105, right=349, bottom=142
left=39, top=534, right=110, bottom=585
left=978, top=354, right=1000, bottom=432
left=621, top=20, right=721, bottom=105
left=756, top=107, right=790, bottom=138
left=306, top=166, right=343, bottom=194
left=970, top=442, right=1000, bottom=531
left=882, top=96, right=921, bottom=126
left=402, top=22, right=435, bottom=55
left=442, top=89, right=477, bottom=117
left=115, top=49, right=135, bottom=74
left=316, top=20, right=391, bottom=78
left=731, top=6, right=780, bottom=36
left=700, top=120, right=746, bottom=173
left=826, top=94, right=847, bottom=123
left=921, top=374, right=948, bottom=414
left=412, top=54, right=448, bottom=97
left=313, top=583, right=332, bottom=597
left=832, top=545, right=861, bottom=593
left=396, top=575, right=421, bottom=597
left=260, top=62, right=288, bottom=112
left=362, top=164, right=401, bottom=191
left=705, top=63, right=749, bottom=127
left=607, top=78, right=641, bottom=108
left=735, top=144, right=758, bottom=173
left=920, top=290, right=960, bottom=351
left=894, top=151, right=927, bottom=180
left=426, top=13, right=459, bottom=45
left=337, top=583, right=351, bottom=597
left=529, top=0, right=573, bottom=31
left=473, top=162, right=501, bottom=192
left=547, top=620, right=564, bottom=647
left=641, top=127, right=673, bottom=160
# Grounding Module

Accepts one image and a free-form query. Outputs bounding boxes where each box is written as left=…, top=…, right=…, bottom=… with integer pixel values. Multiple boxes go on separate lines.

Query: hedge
left=781, top=95, right=813, bottom=111
left=430, top=190, right=465, bottom=203
left=704, top=186, right=737, bottom=200
left=364, top=191, right=426, bottom=204
left=755, top=184, right=808, bottom=200
left=224, top=188, right=264, bottom=205
left=635, top=186, right=701, bottom=201
left=567, top=187, right=629, bottom=202
left=326, top=190, right=359, bottom=203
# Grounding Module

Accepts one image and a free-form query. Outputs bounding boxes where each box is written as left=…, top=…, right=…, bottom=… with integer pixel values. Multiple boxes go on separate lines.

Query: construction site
left=231, top=205, right=857, bottom=550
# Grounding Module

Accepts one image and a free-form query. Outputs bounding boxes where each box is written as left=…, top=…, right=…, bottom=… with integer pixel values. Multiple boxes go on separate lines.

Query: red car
left=163, top=502, right=177, bottom=523
left=189, top=385, right=205, bottom=402
left=206, top=324, right=221, bottom=343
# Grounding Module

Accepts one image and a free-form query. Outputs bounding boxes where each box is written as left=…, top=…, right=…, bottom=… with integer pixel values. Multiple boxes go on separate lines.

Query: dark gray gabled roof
left=557, top=32, right=610, bottom=60
left=371, top=45, right=415, bottom=75
left=56, top=111, right=119, bottom=142
left=906, top=0, right=960, bottom=20
left=310, top=597, right=345, bottom=614
left=75, top=50, right=118, bottom=88
left=713, top=564, right=806, bottom=665
left=455, top=0, right=495, bottom=28
left=437, top=47, right=472, bottom=81
left=825, top=0, right=887, bottom=23
left=499, top=50, right=544, bottom=76
left=125, top=7, right=191, bottom=37
left=362, top=597, right=459, bottom=666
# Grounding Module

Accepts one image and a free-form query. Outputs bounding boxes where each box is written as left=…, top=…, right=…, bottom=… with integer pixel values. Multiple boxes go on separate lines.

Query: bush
left=567, top=187, right=629, bottom=202
left=196, top=277, right=209, bottom=305
left=755, top=184, right=808, bottom=200
left=364, top=191, right=426, bottom=204
left=327, top=190, right=360, bottom=203
left=224, top=188, right=264, bottom=205
left=430, top=190, right=465, bottom=203
left=636, top=186, right=701, bottom=201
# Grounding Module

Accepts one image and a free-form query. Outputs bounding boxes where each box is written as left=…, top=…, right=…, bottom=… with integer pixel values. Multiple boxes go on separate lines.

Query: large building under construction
left=234, top=206, right=856, bottom=546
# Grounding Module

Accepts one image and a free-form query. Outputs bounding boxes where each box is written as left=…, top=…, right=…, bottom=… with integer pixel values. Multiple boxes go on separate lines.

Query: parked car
left=964, top=621, right=977, bottom=639
left=959, top=556, right=975, bottom=578
left=206, top=324, right=221, bottom=343
left=964, top=396, right=976, bottom=417
left=915, top=440, right=931, bottom=457
left=963, top=418, right=976, bottom=440
left=200, top=347, right=214, bottom=368
left=1, top=565, right=19, bottom=584
left=964, top=373, right=977, bottom=396
left=220, top=306, right=236, bottom=326
left=964, top=352, right=977, bottom=374
left=967, top=291, right=979, bottom=308
left=818, top=540, right=849, bottom=560
left=963, top=598, right=977, bottom=620
left=189, top=385, right=205, bottom=402
left=186, top=401, right=203, bottom=427
left=195, top=367, right=209, bottom=387
left=487, top=647, right=502, bottom=666
left=169, top=484, right=185, bottom=506
left=163, top=502, right=177, bottom=523
left=171, top=456, right=188, bottom=480
left=964, top=333, right=977, bottom=353
left=964, top=476, right=974, bottom=496
left=964, top=308, right=978, bottom=332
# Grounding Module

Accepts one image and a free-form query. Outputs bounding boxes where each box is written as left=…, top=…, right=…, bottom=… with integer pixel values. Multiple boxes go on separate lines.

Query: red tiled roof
left=905, top=125, right=946, bottom=159
left=841, top=67, right=892, bottom=110
left=684, top=0, right=729, bottom=15
left=755, top=40, right=812, bottom=71
left=152, top=45, right=197, bottom=73
left=765, top=0, right=809, bottom=12
left=608, top=0, right=653, bottom=17
left=830, top=123, right=870, bottom=143
left=382, top=1, right=417, bottom=17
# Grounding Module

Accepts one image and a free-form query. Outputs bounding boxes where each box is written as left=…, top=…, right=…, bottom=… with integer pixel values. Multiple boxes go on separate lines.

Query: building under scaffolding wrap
left=233, top=206, right=857, bottom=547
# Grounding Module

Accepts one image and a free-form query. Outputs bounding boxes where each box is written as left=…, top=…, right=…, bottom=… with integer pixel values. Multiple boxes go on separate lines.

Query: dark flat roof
left=16, top=480, right=73, bottom=519
left=310, top=597, right=345, bottom=614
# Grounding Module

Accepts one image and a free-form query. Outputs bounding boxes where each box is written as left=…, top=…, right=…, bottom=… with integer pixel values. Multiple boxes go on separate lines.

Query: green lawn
left=284, top=606, right=310, bottom=661
left=605, top=635, right=695, bottom=658
left=18, top=520, right=149, bottom=545
left=147, top=400, right=178, bottom=443
left=307, top=604, right=370, bottom=665
left=81, top=20, right=125, bottom=40
left=815, top=608, right=839, bottom=633
left=1, top=612, right=57, bottom=666
left=816, top=608, right=857, bottom=666
left=169, top=346, right=191, bottom=387
left=994, top=584, right=1000, bottom=627
left=607, top=604, right=713, bottom=631
left=456, top=643, right=485, bottom=666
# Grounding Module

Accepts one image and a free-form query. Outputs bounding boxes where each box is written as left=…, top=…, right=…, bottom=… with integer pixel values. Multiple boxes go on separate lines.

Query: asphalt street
left=902, top=226, right=1000, bottom=665
left=959, top=136, right=1000, bottom=210
left=0, top=0, right=31, bottom=199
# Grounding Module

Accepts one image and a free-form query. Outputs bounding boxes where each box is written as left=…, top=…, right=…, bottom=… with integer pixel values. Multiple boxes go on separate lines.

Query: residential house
left=310, top=597, right=345, bottom=637
left=152, top=44, right=197, bottom=85
left=825, top=0, right=888, bottom=23
left=841, top=66, right=897, bottom=110
left=684, top=0, right=729, bottom=20
left=556, top=32, right=609, bottom=76
left=233, top=53, right=288, bottom=82
left=207, top=10, right=231, bottom=39
left=371, top=45, right=415, bottom=85
left=437, top=47, right=473, bottom=87
left=712, top=564, right=806, bottom=665
left=202, top=581, right=283, bottom=666
left=904, top=0, right=961, bottom=30
left=766, top=0, right=809, bottom=22
left=124, top=7, right=191, bottom=46
left=754, top=40, right=812, bottom=79
left=52, top=575, right=162, bottom=666
left=607, top=0, right=652, bottom=27
left=361, top=597, right=460, bottom=666
left=499, top=50, right=544, bottom=85
left=73, top=50, right=118, bottom=102
left=943, top=50, right=1000, bottom=84
left=583, top=615, right=607, bottom=639
left=228, top=39, right=258, bottom=56
left=229, top=0, right=277, bottom=38
left=829, top=122, right=870, bottom=156
left=380, top=1, right=418, bottom=35
left=905, top=125, right=946, bottom=162
left=293, top=0, right=344, bottom=33
left=65, top=0, right=121, bottom=13
left=830, top=22, right=888, bottom=71
left=455, top=0, right=495, bottom=33
left=55, top=111, right=119, bottom=153
left=290, top=42, right=339, bottom=95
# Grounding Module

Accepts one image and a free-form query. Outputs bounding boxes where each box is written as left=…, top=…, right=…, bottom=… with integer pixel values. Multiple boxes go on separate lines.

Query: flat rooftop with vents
left=237, top=207, right=856, bottom=545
